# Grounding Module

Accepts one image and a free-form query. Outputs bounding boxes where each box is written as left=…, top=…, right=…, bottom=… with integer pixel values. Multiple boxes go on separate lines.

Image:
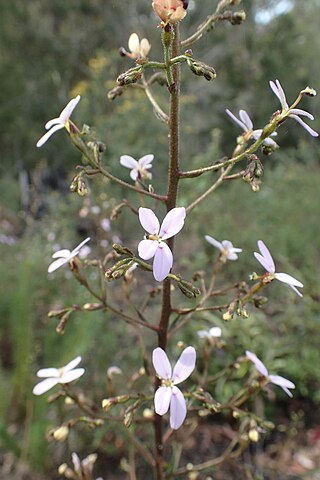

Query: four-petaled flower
left=254, top=240, right=303, bottom=297
left=246, top=350, right=295, bottom=397
left=226, top=109, right=278, bottom=148
left=36, top=95, right=81, bottom=147
left=120, top=154, right=154, bottom=181
left=138, top=207, right=186, bottom=282
left=128, top=33, right=151, bottom=59
left=270, top=79, right=318, bottom=137
left=48, top=237, right=90, bottom=273
left=33, top=356, right=85, bottom=395
left=152, top=0, right=188, bottom=24
left=205, top=235, right=242, bottom=261
left=153, top=346, right=196, bottom=429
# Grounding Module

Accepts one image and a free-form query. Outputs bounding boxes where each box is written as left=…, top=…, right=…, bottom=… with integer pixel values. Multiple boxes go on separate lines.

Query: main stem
left=154, top=24, right=181, bottom=480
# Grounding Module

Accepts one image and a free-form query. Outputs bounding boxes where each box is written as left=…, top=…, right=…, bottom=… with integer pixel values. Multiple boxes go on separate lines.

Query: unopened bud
left=52, top=426, right=69, bottom=442
left=112, top=244, right=134, bottom=256
left=177, top=279, right=201, bottom=298
left=187, top=58, right=216, bottom=81
left=123, top=411, right=133, bottom=428
left=108, top=86, right=124, bottom=101
left=231, top=10, right=246, bottom=24
left=248, top=429, right=259, bottom=442
left=117, top=66, right=143, bottom=86
left=82, top=303, right=102, bottom=311
left=56, top=311, right=72, bottom=334
left=301, top=86, right=317, bottom=97
left=143, top=408, right=154, bottom=419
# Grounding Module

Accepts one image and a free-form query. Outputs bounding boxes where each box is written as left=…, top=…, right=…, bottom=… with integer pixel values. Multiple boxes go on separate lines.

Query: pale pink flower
left=270, top=79, right=318, bottom=137
left=120, top=154, right=154, bottom=181
left=48, top=237, right=90, bottom=273
left=226, top=109, right=278, bottom=148
left=246, top=350, right=295, bottom=397
left=153, top=346, right=196, bottom=429
left=36, top=95, right=81, bottom=147
left=128, top=33, right=151, bottom=59
left=152, top=0, right=188, bottom=24
left=205, top=235, right=242, bottom=261
left=254, top=240, right=303, bottom=297
left=33, top=356, right=85, bottom=395
left=138, top=207, right=185, bottom=281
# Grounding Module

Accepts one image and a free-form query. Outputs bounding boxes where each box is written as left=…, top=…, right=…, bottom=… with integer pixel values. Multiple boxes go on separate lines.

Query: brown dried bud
left=107, top=85, right=124, bottom=101
left=117, top=66, right=143, bottom=86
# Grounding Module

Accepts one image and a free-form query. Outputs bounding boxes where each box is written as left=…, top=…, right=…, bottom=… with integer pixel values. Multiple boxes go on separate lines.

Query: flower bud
left=52, top=425, right=69, bottom=442
left=187, top=58, right=217, bottom=81
left=117, top=66, right=143, bottom=86
left=177, top=279, right=201, bottom=298
left=107, top=86, right=124, bottom=101
left=112, top=244, right=134, bottom=256
left=152, top=0, right=188, bottom=24
left=248, top=428, right=259, bottom=443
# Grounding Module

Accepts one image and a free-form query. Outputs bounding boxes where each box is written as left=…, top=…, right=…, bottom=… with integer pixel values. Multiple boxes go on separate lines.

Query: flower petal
left=269, top=374, right=295, bottom=397
left=289, top=114, right=319, bottom=137
left=225, top=109, right=247, bottom=132
left=159, top=207, right=186, bottom=240
left=274, top=272, right=303, bottom=288
left=33, top=377, right=59, bottom=395
left=59, top=95, right=81, bottom=124
left=45, top=117, right=62, bottom=129
left=153, top=242, right=173, bottom=281
left=63, top=356, right=82, bottom=372
left=170, top=386, right=187, bottom=429
left=138, top=154, right=154, bottom=167
left=130, top=168, right=139, bottom=181
left=254, top=240, right=275, bottom=273
left=138, top=239, right=158, bottom=260
left=289, top=284, right=303, bottom=297
left=120, top=155, right=139, bottom=169
left=60, top=368, right=85, bottom=384
left=246, top=350, right=269, bottom=377
left=289, top=108, right=314, bottom=120
left=268, top=374, right=295, bottom=389
left=72, top=237, right=91, bottom=255
left=154, top=386, right=172, bottom=415
left=36, top=368, right=59, bottom=378
left=239, top=110, right=253, bottom=130
left=128, top=33, right=140, bottom=55
left=205, top=235, right=223, bottom=252
left=48, top=257, right=69, bottom=273
left=152, top=347, right=172, bottom=379
left=52, top=249, right=72, bottom=259
left=138, top=208, right=160, bottom=234
left=140, top=38, right=151, bottom=57
left=269, top=80, right=288, bottom=109
left=36, top=124, right=65, bottom=148
left=172, top=346, right=196, bottom=385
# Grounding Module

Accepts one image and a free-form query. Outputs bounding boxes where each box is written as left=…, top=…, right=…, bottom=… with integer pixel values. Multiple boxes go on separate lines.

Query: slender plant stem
left=154, top=24, right=181, bottom=480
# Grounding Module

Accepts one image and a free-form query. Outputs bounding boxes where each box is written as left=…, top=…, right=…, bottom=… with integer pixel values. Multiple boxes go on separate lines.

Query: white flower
left=153, top=346, right=196, bottom=429
left=270, top=79, right=318, bottom=137
left=120, top=154, right=154, bottom=181
left=36, top=95, right=81, bottom=147
left=226, top=109, right=278, bottom=148
left=254, top=240, right=303, bottom=297
left=138, top=207, right=186, bottom=281
left=197, top=327, right=222, bottom=339
left=246, top=350, right=295, bottom=398
left=48, top=237, right=90, bottom=273
left=128, top=33, right=151, bottom=59
left=33, top=356, right=85, bottom=395
left=205, top=235, right=242, bottom=261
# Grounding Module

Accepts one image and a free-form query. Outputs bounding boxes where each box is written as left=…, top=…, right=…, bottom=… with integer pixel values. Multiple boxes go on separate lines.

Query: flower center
left=162, top=378, right=174, bottom=388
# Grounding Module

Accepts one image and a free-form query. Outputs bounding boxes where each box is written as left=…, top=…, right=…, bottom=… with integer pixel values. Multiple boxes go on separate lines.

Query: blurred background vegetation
left=0, top=0, right=319, bottom=478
